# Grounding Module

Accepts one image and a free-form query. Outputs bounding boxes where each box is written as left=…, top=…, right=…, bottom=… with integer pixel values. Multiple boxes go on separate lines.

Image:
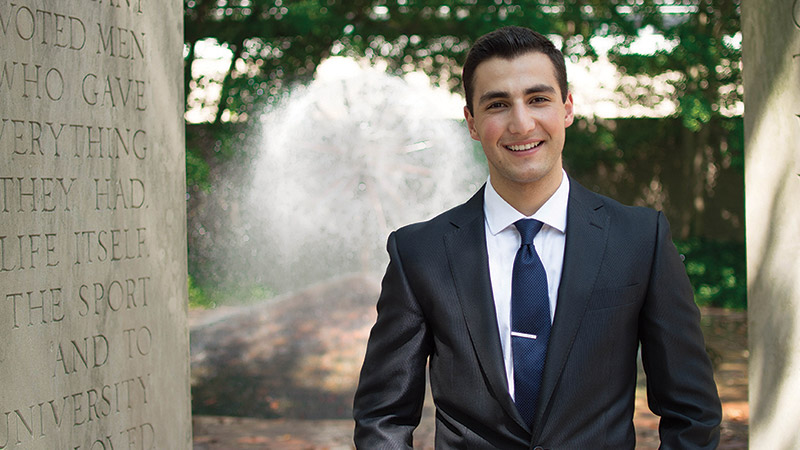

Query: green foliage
left=185, top=0, right=356, bottom=123
left=188, top=274, right=275, bottom=309
left=675, top=239, right=746, bottom=309
left=184, top=123, right=251, bottom=192
left=719, top=114, right=745, bottom=170
left=186, top=146, right=212, bottom=193
left=188, top=274, right=214, bottom=308
left=185, top=1, right=741, bottom=126
left=562, top=117, right=622, bottom=174
left=564, top=116, right=744, bottom=176
left=184, top=1, right=746, bottom=309
left=606, top=1, right=742, bottom=130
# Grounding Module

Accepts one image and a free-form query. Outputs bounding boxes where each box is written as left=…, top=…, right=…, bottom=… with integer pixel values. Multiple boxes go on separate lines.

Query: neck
left=492, top=170, right=563, bottom=217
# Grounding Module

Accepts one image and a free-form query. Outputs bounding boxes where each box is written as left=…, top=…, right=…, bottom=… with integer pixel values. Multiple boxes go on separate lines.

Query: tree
left=184, top=0, right=743, bottom=239
left=184, top=1, right=744, bottom=307
left=604, top=0, right=743, bottom=237
left=184, top=1, right=740, bottom=123
left=185, top=0, right=366, bottom=124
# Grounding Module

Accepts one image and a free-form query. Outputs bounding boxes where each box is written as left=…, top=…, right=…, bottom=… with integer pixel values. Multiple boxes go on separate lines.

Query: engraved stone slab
left=0, top=1, right=190, bottom=448
left=743, top=0, right=800, bottom=447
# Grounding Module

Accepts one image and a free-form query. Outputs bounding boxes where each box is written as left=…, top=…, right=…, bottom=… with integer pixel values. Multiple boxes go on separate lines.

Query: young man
left=353, top=26, right=721, bottom=448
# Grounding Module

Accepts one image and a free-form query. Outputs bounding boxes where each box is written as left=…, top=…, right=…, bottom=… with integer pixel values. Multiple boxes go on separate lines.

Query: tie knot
left=515, top=219, right=544, bottom=245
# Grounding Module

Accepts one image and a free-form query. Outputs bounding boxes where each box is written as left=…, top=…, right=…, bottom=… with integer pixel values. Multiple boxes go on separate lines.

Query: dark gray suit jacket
left=353, top=179, right=721, bottom=449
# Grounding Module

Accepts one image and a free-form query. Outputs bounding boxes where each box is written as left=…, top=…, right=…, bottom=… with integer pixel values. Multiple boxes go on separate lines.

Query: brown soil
left=190, top=274, right=748, bottom=449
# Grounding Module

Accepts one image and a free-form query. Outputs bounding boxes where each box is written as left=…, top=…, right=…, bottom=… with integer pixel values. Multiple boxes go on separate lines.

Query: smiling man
left=353, top=26, right=721, bottom=449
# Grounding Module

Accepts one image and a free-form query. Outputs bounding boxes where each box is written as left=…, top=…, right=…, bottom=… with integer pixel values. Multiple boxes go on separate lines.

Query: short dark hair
left=462, top=26, right=568, bottom=114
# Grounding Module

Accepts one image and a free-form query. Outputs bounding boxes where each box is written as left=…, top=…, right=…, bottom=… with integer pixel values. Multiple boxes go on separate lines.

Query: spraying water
left=194, top=60, right=486, bottom=297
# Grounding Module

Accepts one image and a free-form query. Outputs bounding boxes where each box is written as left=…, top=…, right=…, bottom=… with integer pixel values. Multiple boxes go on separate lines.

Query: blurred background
left=184, top=1, right=746, bottom=448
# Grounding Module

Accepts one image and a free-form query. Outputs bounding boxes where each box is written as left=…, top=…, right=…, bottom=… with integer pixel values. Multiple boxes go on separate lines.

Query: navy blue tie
left=511, top=219, right=550, bottom=427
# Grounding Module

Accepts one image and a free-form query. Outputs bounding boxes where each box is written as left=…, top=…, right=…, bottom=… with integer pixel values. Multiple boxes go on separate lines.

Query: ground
left=190, top=274, right=748, bottom=449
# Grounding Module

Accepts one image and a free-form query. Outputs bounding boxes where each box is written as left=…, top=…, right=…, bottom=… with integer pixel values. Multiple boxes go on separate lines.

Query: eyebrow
left=477, top=84, right=557, bottom=106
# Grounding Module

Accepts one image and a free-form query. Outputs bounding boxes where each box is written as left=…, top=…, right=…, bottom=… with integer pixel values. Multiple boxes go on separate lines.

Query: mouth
left=505, top=141, right=543, bottom=152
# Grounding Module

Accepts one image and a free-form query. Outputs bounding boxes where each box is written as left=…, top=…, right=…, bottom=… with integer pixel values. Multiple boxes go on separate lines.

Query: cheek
left=539, top=118, right=563, bottom=140
left=477, top=119, right=504, bottom=142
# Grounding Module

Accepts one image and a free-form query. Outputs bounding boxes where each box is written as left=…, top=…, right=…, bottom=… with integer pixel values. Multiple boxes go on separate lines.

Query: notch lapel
left=442, top=187, right=524, bottom=427
left=532, top=182, right=610, bottom=438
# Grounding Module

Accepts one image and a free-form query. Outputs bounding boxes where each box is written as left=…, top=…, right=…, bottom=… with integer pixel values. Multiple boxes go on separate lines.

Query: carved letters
left=0, top=61, right=148, bottom=108
left=0, top=375, right=152, bottom=448
left=0, top=5, right=86, bottom=50
left=1, top=0, right=163, bottom=448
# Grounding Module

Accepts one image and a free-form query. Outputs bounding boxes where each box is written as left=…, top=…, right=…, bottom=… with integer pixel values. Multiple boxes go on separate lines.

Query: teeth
left=507, top=142, right=541, bottom=151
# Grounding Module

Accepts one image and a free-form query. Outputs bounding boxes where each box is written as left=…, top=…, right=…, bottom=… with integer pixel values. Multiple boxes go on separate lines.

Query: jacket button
left=533, top=447, right=545, bottom=450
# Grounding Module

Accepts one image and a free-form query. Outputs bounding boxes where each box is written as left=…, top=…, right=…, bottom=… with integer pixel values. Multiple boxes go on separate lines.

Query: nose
left=508, top=103, right=536, bottom=135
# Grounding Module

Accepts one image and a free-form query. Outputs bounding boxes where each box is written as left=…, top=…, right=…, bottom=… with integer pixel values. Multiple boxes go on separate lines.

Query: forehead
left=471, top=52, right=560, bottom=97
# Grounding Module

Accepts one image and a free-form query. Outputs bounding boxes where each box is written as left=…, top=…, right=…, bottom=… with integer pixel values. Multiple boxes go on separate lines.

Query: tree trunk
left=213, top=41, right=243, bottom=125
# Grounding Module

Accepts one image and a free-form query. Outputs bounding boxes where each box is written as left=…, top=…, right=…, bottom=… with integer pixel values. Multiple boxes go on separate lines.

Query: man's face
left=464, top=52, right=574, bottom=196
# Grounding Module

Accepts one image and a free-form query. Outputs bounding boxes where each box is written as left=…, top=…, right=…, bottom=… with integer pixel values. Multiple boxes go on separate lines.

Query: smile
left=506, top=141, right=543, bottom=152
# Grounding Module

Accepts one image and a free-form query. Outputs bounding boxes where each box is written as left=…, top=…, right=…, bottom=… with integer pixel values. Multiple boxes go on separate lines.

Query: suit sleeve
left=639, top=212, right=722, bottom=449
left=353, top=231, right=432, bottom=449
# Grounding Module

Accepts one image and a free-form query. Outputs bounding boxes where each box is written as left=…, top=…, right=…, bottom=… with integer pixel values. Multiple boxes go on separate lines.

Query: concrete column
left=0, top=1, right=191, bottom=447
left=743, top=0, right=800, bottom=447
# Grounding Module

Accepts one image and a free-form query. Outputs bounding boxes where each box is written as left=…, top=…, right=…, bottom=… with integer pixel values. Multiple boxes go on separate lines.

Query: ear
left=564, top=92, right=575, bottom=128
left=464, top=106, right=480, bottom=141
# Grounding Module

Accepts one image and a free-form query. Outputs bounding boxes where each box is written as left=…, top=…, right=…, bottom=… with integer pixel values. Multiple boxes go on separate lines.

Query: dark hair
left=462, top=26, right=568, bottom=114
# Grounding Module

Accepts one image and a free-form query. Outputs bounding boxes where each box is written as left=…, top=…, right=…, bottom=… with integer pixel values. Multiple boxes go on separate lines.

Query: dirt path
left=190, top=275, right=748, bottom=449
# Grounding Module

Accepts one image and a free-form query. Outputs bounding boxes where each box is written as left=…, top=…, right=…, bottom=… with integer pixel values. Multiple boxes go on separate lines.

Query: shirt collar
left=484, top=169, right=570, bottom=236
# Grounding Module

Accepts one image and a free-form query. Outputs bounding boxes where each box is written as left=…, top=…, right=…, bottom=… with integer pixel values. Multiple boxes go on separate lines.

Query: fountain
left=189, top=59, right=484, bottom=422
left=194, top=59, right=485, bottom=297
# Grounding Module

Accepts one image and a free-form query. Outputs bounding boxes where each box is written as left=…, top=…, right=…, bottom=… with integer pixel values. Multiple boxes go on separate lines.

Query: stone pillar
left=0, top=1, right=190, bottom=448
left=743, top=0, right=800, bottom=447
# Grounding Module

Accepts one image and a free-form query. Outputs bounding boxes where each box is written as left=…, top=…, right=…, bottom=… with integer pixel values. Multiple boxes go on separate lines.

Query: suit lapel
left=532, top=180, right=610, bottom=438
left=442, top=187, right=524, bottom=426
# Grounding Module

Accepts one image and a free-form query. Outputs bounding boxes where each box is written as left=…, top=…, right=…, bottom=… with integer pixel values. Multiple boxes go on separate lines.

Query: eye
left=529, top=96, right=549, bottom=104
left=486, top=101, right=506, bottom=110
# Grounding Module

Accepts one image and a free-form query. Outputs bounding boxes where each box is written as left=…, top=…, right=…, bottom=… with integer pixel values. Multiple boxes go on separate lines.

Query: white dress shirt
left=483, top=170, right=569, bottom=399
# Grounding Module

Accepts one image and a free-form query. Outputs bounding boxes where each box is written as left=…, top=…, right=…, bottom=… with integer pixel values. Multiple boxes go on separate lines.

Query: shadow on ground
left=191, top=274, right=379, bottom=420
left=190, top=274, right=748, bottom=449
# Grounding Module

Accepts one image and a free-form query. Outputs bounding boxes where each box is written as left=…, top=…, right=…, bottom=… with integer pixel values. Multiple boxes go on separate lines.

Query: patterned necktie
left=511, top=218, right=551, bottom=427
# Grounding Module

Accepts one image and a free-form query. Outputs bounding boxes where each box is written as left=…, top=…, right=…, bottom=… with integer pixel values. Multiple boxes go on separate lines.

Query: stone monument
left=0, top=1, right=190, bottom=448
left=743, top=0, right=800, bottom=447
